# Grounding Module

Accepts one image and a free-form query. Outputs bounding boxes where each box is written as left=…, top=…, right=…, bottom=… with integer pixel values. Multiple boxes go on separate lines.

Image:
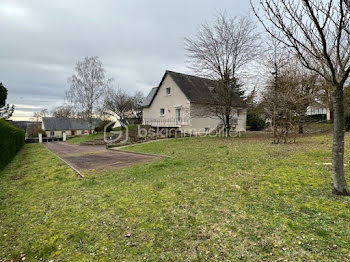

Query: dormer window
left=166, top=87, right=171, bottom=95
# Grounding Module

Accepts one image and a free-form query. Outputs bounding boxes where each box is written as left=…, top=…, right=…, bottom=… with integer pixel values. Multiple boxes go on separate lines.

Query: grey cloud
left=0, top=0, right=253, bottom=120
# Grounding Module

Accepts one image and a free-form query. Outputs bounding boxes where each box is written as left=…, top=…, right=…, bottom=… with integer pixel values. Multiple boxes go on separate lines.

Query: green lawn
left=66, top=132, right=109, bottom=144
left=1, top=135, right=350, bottom=261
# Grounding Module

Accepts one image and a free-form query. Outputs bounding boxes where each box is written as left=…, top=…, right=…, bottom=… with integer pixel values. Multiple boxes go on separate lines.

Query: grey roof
left=9, top=121, right=41, bottom=131
left=141, top=87, right=157, bottom=107
left=42, top=117, right=101, bottom=131
left=143, top=70, right=246, bottom=108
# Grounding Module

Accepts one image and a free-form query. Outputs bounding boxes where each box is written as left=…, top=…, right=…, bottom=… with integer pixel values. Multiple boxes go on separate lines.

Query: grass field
left=67, top=132, right=110, bottom=144
left=1, top=134, right=350, bottom=261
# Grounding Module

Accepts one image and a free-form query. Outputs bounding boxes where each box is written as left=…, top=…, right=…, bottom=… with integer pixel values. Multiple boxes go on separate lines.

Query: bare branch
left=66, top=56, right=113, bottom=125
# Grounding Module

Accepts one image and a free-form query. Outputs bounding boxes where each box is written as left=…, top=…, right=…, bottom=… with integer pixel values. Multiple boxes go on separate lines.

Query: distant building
left=8, top=120, right=41, bottom=138
left=9, top=120, right=40, bottom=131
left=306, top=102, right=330, bottom=121
left=42, top=117, right=101, bottom=138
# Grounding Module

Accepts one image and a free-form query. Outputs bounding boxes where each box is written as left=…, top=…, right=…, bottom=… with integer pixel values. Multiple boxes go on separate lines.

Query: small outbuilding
left=42, top=117, right=101, bottom=138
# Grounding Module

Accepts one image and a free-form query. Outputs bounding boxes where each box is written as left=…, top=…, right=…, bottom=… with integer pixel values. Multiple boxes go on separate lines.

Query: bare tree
left=185, top=12, right=261, bottom=134
left=262, top=36, right=290, bottom=142
left=66, top=56, right=113, bottom=130
left=263, top=58, right=320, bottom=142
left=103, top=88, right=143, bottom=125
left=251, top=0, right=350, bottom=195
left=293, top=66, right=320, bottom=134
left=261, top=77, right=298, bottom=143
left=51, top=104, right=76, bottom=118
left=27, top=123, right=46, bottom=138
left=133, top=91, right=144, bottom=116
left=31, top=109, right=49, bottom=122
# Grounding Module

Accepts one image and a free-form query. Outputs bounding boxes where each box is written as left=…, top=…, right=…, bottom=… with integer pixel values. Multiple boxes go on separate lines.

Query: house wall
left=45, top=131, right=63, bottom=138
left=142, top=74, right=247, bottom=134
left=306, top=105, right=328, bottom=116
left=188, top=103, right=247, bottom=134
left=45, top=130, right=90, bottom=137
left=142, top=74, right=191, bottom=127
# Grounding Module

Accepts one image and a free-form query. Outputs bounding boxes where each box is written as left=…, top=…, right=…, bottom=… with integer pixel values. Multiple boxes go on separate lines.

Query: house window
left=50, top=131, right=54, bottom=137
left=160, top=108, right=165, bottom=116
left=71, top=130, right=75, bottom=136
left=175, top=108, right=182, bottom=123
left=166, top=87, right=171, bottom=95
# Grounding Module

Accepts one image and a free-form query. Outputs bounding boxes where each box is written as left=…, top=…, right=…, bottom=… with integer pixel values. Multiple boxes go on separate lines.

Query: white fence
left=143, top=117, right=190, bottom=127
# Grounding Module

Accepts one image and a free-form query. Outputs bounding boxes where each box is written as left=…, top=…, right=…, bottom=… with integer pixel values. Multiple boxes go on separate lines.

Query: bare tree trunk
left=332, top=85, right=349, bottom=195
left=298, top=116, right=304, bottom=134
left=273, top=105, right=278, bottom=143
left=88, top=105, right=93, bottom=134
left=329, top=107, right=334, bottom=123
left=225, top=113, right=230, bottom=137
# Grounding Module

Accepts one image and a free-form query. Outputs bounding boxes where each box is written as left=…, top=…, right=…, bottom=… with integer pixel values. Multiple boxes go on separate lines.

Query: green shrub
left=0, top=119, right=25, bottom=170
left=94, top=120, right=113, bottom=132
left=27, top=124, right=46, bottom=138
left=346, top=113, right=350, bottom=132
left=305, top=114, right=327, bottom=122
left=247, top=112, right=266, bottom=131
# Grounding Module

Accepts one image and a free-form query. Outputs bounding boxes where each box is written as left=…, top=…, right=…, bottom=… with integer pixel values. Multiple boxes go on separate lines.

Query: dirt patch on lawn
left=44, top=142, right=161, bottom=174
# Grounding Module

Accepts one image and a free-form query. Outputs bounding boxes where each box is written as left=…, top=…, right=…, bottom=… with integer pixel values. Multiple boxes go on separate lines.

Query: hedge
left=0, top=119, right=25, bottom=170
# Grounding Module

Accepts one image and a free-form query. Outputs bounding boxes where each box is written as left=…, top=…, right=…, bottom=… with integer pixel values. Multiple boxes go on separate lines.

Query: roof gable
left=141, top=87, right=157, bottom=107
left=143, top=70, right=246, bottom=108
left=9, top=121, right=41, bottom=131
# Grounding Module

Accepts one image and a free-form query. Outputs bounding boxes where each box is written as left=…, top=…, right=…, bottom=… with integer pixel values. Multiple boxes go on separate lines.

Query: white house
left=142, top=71, right=247, bottom=134
left=306, top=102, right=330, bottom=121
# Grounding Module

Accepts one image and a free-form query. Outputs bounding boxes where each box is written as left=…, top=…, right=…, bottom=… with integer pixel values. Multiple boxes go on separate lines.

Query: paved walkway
left=44, top=142, right=161, bottom=174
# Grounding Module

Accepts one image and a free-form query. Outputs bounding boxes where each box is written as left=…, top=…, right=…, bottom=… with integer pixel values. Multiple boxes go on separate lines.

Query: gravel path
left=44, top=142, right=161, bottom=174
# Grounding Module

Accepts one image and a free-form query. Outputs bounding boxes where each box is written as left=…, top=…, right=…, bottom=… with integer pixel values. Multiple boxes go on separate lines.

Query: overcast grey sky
left=1, top=0, right=257, bottom=120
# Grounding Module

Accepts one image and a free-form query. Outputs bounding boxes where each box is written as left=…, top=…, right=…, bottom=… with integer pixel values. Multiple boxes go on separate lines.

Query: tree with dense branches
left=51, top=104, right=76, bottom=118
left=103, top=88, right=143, bottom=125
left=185, top=12, right=261, bottom=134
left=66, top=56, right=113, bottom=131
left=251, top=0, right=350, bottom=195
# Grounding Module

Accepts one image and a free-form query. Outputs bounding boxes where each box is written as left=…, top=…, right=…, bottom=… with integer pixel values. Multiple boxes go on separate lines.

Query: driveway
left=44, top=142, right=161, bottom=174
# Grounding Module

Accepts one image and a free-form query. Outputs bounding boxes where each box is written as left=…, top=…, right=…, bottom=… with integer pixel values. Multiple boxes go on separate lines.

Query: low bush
left=247, top=112, right=266, bottom=131
left=94, top=120, right=113, bottom=132
left=27, top=124, right=46, bottom=138
left=0, top=119, right=25, bottom=170
left=305, top=114, right=327, bottom=122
